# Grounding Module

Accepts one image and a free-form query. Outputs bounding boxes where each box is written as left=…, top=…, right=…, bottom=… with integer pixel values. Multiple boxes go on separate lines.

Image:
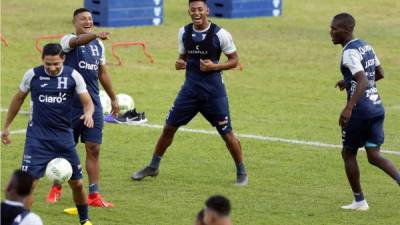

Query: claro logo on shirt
left=79, top=60, right=99, bottom=70
left=39, top=92, right=67, bottom=103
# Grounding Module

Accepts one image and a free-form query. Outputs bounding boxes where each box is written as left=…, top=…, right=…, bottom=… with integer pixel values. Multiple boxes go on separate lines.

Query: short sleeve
left=60, top=34, right=77, bottom=53
left=19, top=69, right=35, bottom=93
left=342, top=49, right=364, bottom=75
left=98, top=40, right=106, bottom=65
left=372, top=48, right=381, bottom=66
left=20, top=212, right=43, bottom=225
left=178, top=27, right=185, bottom=55
left=71, top=70, right=88, bottom=94
left=216, top=28, right=237, bottom=55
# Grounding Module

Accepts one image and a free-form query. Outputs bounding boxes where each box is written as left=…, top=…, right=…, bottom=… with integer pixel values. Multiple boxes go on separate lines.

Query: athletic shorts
left=72, top=106, right=103, bottom=144
left=342, top=114, right=385, bottom=149
left=22, top=137, right=82, bottom=180
left=166, top=92, right=232, bottom=135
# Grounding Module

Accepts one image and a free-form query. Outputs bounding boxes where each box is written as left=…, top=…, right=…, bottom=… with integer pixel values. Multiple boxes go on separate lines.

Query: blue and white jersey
left=1, top=200, right=43, bottom=225
left=178, top=23, right=236, bottom=98
left=340, top=39, right=384, bottom=118
left=19, top=65, right=87, bottom=141
left=61, top=34, right=105, bottom=109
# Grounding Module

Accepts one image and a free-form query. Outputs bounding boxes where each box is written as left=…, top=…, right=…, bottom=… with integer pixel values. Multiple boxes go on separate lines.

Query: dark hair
left=42, top=43, right=64, bottom=59
left=205, top=195, right=231, bottom=217
left=189, top=0, right=207, bottom=4
left=10, top=170, right=34, bottom=197
left=73, top=8, right=91, bottom=17
left=333, top=13, right=356, bottom=31
left=196, top=209, right=205, bottom=225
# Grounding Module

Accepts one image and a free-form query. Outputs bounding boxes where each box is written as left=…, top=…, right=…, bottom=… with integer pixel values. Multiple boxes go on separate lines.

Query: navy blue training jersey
left=20, top=66, right=87, bottom=141
left=340, top=39, right=384, bottom=118
left=179, top=23, right=236, bottom=98
left=61, top=34, right=105, bottom=108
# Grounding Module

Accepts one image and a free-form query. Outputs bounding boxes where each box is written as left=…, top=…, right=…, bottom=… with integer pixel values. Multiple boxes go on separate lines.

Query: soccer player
left=1, top=170, right=43, bottom=225
left=330, top=13, right=400, bottom=211
left=132, top=0, right=248, bottom=185
left=1, top=43, right=94, bottom=225
left=47, top=8, right=119, bottom=207
left=203, top=195, right=232, bottom=225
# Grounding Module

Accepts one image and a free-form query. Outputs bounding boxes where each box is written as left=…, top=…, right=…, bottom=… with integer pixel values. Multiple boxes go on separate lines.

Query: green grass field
left=1, top=0, right=399, bottom=224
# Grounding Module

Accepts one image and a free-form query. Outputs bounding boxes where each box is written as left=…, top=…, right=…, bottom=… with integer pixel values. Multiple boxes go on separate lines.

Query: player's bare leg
left=69, top=179, right=91, bottom=224
left=341, top=147, right=369, bottom=211
left=222, top=131, right=247, bottom=186
left=85, top=141, right=113, bottom=207
left=131, top=124, right=178, bottom=181
left=85, top=142, right=100, bottom=185
left=366, top=147, right=400, bottom=184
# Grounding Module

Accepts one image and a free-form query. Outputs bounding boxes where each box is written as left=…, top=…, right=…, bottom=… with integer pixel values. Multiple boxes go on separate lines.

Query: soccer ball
left=99, top=90, right=112, bottom=114
left=45, top=158, right=73, bottom=183
left=116, top=93, right=134, bottom=114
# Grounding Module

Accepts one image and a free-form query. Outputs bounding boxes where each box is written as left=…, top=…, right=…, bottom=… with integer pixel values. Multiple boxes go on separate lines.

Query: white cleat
left=341, top=200, right=369, bottom=211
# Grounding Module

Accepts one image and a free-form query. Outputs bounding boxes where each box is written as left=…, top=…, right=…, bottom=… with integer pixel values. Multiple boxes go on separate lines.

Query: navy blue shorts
left=22, top=137, right=82, bottom=180
left=342, top=115, right=385, bottom=149
left=166, top=92, right=232, bottom=135
left=72, top=107, right=103, bottom=144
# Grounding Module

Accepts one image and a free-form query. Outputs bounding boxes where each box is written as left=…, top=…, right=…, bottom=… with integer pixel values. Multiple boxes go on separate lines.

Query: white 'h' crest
left=89, top=45, right=100, bottom=56
left=57, top=77, right=68, bottom=89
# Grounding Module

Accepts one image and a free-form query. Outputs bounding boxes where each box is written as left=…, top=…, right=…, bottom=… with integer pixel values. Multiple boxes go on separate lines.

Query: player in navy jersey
left=132, top=0, right=248, bottom=185
left=47, top=8, right=119, bottom=207
left=1, top=43, right=94, bottom=225
left=1, top=170, right=43, bottom=225
left=330, top=13, right=400, bottom=211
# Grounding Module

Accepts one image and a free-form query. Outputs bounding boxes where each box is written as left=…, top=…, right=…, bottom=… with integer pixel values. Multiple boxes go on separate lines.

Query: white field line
left=2, top=109, right=399, bottom=156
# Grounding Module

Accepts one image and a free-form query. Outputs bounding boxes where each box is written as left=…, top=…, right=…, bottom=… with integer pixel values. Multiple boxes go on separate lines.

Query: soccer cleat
left=81, top=220, right=93, bottom=225
left=341, top=200, right=369, bottom=211
left=236, top=174, right=248, bottom=186
left=47, top=184, right=62, bottom=203
left=88, top=192, right=114, bottom=208
left=63, top=207, right=78, bottom=215
left=131, top=166, right=159, bottom=181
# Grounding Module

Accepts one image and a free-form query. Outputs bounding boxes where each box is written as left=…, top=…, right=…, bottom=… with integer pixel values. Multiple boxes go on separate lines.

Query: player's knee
left=162, top=125, right=178, bottom=137
left=341, top=147, right=356, bottom=161
left=86, top=142, right=100, bottom=156
left=367, top=152, right=381, bottom=166
left=68, top=179, right=84, bottom=191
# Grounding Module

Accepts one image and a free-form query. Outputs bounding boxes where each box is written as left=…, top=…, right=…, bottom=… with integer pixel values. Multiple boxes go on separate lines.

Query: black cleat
left=131, top=166, right=159, bottom=181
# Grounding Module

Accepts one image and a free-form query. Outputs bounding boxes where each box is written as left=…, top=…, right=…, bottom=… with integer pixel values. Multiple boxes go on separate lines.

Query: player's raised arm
left=1, top=90, right=29, bottom=144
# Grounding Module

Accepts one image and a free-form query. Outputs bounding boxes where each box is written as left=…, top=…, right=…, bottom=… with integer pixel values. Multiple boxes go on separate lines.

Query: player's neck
left=341, top=35, right=354, bottom=47
left=193, top=20, right=210, bottom=31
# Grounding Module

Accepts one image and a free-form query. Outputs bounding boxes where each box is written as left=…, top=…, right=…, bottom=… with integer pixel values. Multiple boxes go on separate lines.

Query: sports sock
left=89, top=183, right=99, bottom=194
left=76, top=204, right=89, bottom=224
left=236, top=162, right=246, bottom=175
left=354, top=192, right=364, bottom=202
left=149, top=154, right=162, bottom=169
left=395, top=173, right=400, bottom=186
